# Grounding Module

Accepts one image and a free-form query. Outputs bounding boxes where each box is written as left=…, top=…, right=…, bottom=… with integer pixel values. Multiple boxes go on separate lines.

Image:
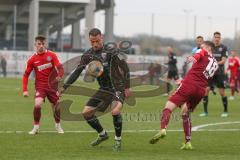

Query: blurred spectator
left=0, top=55, right=7, bottom=77
left=148, top=63, right=155, bottom=85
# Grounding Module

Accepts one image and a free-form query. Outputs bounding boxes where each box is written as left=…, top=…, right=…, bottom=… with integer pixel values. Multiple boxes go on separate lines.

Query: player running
left=200, top=32, right=229, bottom=117
left=227, top=50, right=240, bottom=100
left=22, top=35, right=64, bottom=134
left=60, top=28, right=131, bottom=151
left=149, top=41, right=218, bottom=150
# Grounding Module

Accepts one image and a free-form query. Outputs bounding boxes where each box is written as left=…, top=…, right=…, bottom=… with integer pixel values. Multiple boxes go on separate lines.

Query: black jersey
left=168, top=52, right=178, bottom=71
left=63, top=47, right=130, bottom=92
left=212, top=44, right=228, bottom=74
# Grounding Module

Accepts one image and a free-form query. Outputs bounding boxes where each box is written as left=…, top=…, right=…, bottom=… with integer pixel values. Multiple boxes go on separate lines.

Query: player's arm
left=187, top=49, right=205, bottom=63
left=218, top=46, right=228, bottom=65
left=62, top=55, right=88, bottom=91
left=22, top=58, right=33, bottom=97
left=52, top=53, right=64, bottom=81
left=218, top=57, right=227, bottom=65
left=114, top=53, right=131, bottom=98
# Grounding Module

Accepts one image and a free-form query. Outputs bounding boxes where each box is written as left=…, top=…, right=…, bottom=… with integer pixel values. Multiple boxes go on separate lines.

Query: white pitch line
left=0, top=129, right=240, bottom=134
left=192, top=121, right=240, bottom=131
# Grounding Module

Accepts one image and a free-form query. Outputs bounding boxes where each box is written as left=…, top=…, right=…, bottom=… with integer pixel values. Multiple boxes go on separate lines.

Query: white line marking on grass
left=192, top=121, right=240, bottom=131
left=0, top=129, right=240, bottom=134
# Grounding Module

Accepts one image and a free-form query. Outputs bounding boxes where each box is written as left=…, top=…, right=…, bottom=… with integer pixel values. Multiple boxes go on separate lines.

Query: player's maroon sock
left=160, top=108, right=172, bottom=129
left=182, top=113, right=191, bottom=143
left=54, top=108, right=61, bottom=123
left=33, top=107, right=41, bottom=125
left=231, top=87, right=235, bottom=96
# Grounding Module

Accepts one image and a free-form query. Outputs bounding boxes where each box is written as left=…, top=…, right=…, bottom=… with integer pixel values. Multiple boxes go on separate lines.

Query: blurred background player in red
left=22, top=35, right=64, bottom=134
left=150, top=41, right=218, bottom=150
left=227, top=50, right=240, bottom=100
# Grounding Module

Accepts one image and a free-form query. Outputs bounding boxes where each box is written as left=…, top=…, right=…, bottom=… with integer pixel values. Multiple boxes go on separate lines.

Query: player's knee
left=111, top=109, right=121, bottom=115
left=34, top=101, right=42, bottom=107
left=82, top=107, right=95, bottom=119
left=34, top=104, right=41, bottom=108
left=203, top=96, right=208, bottom=102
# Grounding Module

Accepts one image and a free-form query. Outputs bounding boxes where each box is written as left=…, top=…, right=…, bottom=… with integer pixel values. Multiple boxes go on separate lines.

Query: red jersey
left=183, top=49, right=218, bottom=88
left=22, top=50, right=64, bottom=92
left=228, top=56, right=239, bottom=74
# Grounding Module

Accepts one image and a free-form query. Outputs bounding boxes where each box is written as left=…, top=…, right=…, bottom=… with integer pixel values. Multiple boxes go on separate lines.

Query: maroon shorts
left=169, top=82, right=205, bottom=111
left=35, top=88, right=59, bottom=105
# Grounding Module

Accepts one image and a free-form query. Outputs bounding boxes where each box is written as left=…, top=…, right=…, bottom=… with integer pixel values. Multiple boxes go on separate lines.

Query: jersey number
left=203, top=58, right=218, bottom=79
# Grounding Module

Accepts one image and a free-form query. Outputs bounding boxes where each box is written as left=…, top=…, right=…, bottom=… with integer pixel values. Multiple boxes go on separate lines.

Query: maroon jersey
left=22, top=50, right=64, bottom=92
left=183, top=49, right=218, bottom=88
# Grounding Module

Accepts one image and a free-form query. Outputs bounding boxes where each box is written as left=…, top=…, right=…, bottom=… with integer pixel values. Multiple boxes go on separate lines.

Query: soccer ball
left=86, top=60, right=104, bottom=77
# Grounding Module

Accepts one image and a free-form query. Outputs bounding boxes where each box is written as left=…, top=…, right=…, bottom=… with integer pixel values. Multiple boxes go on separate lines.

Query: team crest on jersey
left=101, top=52, right=107, bottom=60
left=47, top=56, right=52, bottom=61
left=219, top=47, right=223, bottom=52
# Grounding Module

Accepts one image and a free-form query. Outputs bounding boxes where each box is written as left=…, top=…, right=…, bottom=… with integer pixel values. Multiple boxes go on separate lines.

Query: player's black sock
left=167, top=82, right=171, bottom=94
left=222, top=96, right=228, bottom=112
left=113, top=114, right=122, bottom=138
left=203, top=96, right=208, bottom=113
left=85, top=116, right=104, bottom=133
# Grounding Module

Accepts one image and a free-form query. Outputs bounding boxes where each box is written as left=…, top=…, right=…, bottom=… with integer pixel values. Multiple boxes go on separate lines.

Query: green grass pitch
left=0, top=78, right=240, bottom=160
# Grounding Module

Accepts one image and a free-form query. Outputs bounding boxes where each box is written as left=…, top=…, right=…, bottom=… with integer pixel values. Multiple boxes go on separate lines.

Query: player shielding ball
left=60, top=28, right=131, bottom=151
left=150, top=41, right=218, bottom=149
left=22, top=35, right=64, bottom=134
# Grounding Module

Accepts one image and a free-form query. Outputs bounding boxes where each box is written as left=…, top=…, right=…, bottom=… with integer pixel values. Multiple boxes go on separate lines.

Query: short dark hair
left=196, top=36, right=203, bottom=39
left=213, top=31, right=221, bottom=36
left=35, top=35, right=46, bottom=42
left=203, top=41, right=215, bottom=51
left=89, top=28, right=102, bottom=36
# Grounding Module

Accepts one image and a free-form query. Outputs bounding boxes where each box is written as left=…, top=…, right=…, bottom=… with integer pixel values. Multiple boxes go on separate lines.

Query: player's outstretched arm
left=62, top=64, right=84, bottom=90
left=52, top=53, right=64, bottom=82
left=22, top=59, right=33, bottom=97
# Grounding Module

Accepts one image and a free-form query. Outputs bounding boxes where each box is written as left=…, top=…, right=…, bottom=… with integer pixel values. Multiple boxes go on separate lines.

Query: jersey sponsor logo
left=219, top=47, right=223, bottom=52
left=37, top=62, right=53, bottom=71
left=47, top=56, right=52, bottom=61
left=213, top=53, right=222, bottom=57
left=102, top=62, right=108, bottom=66
left=34, top=61, right=40, bottom=64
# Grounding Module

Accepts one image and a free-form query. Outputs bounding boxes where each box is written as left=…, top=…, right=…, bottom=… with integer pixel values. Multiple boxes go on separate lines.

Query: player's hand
left=55, top=76, right=63, bottom=82
left=124, top=88, right=132, bottom=98
left=57, top=87, right=65, bottom=97
left=187, top=56, right=197, bottom=63
left=23, top=91, right=29, bottom=98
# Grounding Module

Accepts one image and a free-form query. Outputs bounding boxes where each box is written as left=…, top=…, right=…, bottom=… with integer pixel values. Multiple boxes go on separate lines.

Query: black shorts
left=167, top=70, right=179, bottom=80
left=86, top=89, right=125, bottom=112
left=208, top=74, right=226, bottom=89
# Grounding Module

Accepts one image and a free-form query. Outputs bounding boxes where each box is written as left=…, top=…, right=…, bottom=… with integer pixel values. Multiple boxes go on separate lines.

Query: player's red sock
left=33, top=107, right=41, bottom=125
left=182, top=114, right=191, bottom=143
left=160, top=108, right=172, bottom=129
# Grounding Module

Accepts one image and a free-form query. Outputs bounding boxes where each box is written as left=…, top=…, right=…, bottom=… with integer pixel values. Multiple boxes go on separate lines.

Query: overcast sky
left=102, top=0, right=240, bottom=40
